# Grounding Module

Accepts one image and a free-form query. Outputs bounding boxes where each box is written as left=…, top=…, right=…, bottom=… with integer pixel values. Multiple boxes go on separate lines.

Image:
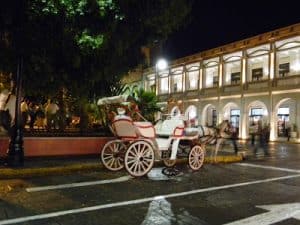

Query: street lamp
left=155, top=58, right=168, bottom=95
left=7, top=58, right=24, bottom=167
left=156, top=58, right=168, bottom=71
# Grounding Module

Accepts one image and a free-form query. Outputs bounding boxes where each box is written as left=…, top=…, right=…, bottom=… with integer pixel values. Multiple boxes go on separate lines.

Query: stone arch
left=246, top=100, right=268, bottom=137
left=170, top=106, right=181, bottom=117
left=185, top=105, right=198, bottom=126
left=201, top=104, right=217, bottom=127
left=273, top=97, right=296, bottom=139
left=221, top=102, right=241, bottom=137
left=221, top=102, right=239, bottom=120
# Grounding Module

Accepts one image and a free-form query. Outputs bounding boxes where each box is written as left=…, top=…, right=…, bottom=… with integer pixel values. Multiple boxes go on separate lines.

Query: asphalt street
left=0, top=142, right=300, bottom=225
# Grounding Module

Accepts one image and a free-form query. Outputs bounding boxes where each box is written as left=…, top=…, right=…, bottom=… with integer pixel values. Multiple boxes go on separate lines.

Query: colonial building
left=140, top=23, right=300, bottom=142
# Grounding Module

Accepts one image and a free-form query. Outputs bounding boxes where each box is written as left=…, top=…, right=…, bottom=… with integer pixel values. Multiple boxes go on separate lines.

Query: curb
left=0, top=155, right=243, bottom=179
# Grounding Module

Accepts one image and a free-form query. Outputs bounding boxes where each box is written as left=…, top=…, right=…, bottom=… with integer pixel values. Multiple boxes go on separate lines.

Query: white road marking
left=2, top=174, right=300, bottom=225
left=236, top=163, right=300, bottom=173
left=224, top=202, right=300, bottom=225
left=26, top=176, right=132, bottom=192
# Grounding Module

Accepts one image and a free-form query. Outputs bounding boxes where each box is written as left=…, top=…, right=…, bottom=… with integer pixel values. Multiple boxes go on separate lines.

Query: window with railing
left=247, top=44, right=270, bottom=82
left=158, top=72, right=169, bottom=94
left=170, top=67, right=183, bottom=93
left=145, top=74, right=155, bottom=92
left=276, top=37, right=300, bottom=78
left=203, top=58, right=219, bottom=88
left=213, top=75, right=219, bottom=87
left=186, top=63, right=200, bottom=90
left=231, top=72, right=241, bottom=84
left=223, top=52, right=242, bottom=85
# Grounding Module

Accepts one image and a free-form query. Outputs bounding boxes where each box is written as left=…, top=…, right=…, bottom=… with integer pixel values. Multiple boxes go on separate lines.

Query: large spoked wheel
left=124, top=141, right=155, bottom=177
left=163, top=159, right=176, bottom=167
left=101, top=140, right=126, bottom=171
left=188, top=145, right=205, bottom=171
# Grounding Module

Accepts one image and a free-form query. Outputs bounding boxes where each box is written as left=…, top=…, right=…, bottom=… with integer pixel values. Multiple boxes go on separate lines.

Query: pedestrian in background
left=28, top=102, right=36, bottom=130
left=254, top=120, right=269, bottom=156
left=230, top=125, right=239, bottom=155
left=249, top=122, right=257, bottom=146
left=20, top=97, right=29, bottom=128
left=45, top=99, right=59, bottom=130
left=286, top=124, right=291, bottom=141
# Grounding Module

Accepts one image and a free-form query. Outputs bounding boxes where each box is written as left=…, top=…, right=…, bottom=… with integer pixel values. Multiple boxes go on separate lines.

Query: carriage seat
left=112, top=116, right=138, bottom=139
left=133, top=122, right=156, bottom=138
left=112, top=116, right=156, bottom=140
left=155, top=119, right=185, bottom=137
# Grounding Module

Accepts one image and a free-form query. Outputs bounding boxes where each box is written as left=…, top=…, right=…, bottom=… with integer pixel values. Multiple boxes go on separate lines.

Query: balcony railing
left=275, top=74, right=300, bottom=87
left=246, top=79, right=269, bottom=90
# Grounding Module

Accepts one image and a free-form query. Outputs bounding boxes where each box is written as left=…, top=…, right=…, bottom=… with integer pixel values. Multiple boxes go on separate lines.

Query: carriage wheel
left=188, top=145, right=205, bottom=171
left=163, top=159, right=176, bottom=167
left=124, top=141, right=155, bottom=177
left=101, top=140, right=126, bottom=171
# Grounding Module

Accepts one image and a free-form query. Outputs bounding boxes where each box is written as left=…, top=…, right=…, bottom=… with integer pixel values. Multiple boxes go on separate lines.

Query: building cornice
left=170, top=23, right=300, bottom=67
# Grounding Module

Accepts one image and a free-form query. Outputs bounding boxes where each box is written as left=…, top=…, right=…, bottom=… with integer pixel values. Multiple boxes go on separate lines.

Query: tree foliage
left=0, top=0, right=193, bottom=100
left=131, top=88, right=160, bottom=123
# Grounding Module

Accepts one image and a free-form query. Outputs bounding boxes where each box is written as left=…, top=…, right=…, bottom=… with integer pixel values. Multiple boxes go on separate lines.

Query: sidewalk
left=0, top=147, right=243, bottom=179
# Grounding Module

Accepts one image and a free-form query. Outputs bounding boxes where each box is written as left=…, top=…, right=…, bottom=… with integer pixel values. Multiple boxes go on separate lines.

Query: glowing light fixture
left=156, top=58, right=168, bottom=71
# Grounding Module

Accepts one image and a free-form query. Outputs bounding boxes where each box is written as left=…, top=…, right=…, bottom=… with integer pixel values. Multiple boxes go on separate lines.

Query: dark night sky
left=162, top=1, right=300, bottom=60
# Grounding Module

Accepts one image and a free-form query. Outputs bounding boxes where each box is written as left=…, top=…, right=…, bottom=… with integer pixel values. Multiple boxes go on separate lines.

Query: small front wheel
left=101, top=140, right=126, bottom=171
left=188, top=145, right=205, bottom=171
left=124, top=141, right=155, bottom=177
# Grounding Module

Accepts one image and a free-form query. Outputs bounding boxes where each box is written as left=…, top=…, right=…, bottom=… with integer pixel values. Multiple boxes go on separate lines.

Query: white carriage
left=99, top=96, right=205, bottom=177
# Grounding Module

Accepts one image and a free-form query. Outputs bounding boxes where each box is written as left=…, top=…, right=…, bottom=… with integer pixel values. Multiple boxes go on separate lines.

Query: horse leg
left=214, top=138, right=223, bottom=162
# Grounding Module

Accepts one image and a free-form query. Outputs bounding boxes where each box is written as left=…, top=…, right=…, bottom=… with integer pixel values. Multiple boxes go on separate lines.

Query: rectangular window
left=231, top=109, right=240, bottom=116
left=159, top=76, right=168, bottom=94
left=251, top=108, right=263, bottom=116
left=231, top=72, right=240, bottom=84
left=173, top=83, right=178, bottom=92
left=252, top=68, right=263, bottom=81
left=186, top=70, right=199, bottom=90
left=171, top=75, right=182, bottom=93
left=213, top=76, right=218, bottom=87
left=278, top=107, right=289, bottom=115
left=279, top=63, right=290, bottom=77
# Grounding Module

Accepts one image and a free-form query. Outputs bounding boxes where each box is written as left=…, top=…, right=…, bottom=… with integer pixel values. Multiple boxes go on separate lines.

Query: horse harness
left=5, top=93, right=12, bottom=106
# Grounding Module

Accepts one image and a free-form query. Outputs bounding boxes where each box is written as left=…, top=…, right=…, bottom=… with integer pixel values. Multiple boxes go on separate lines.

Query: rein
left=5, top=93, right=12, bottom=105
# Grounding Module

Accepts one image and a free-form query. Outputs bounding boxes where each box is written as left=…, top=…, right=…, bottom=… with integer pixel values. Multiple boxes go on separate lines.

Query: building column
left=269, top=52, right=275, bottom=80
left=219, top=61, right=223, bottom=87
left=242, top=56, right=246, bottom=84
left=199, top=67, right=203, bottom=90
left=182, top=66, right=186, bottom=92
left=241, top=98, right=248, bottom=139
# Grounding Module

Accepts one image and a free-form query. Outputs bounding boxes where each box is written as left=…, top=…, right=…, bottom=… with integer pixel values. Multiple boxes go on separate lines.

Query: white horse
left=212, top=120, right=232, bottom=161
left=195, top=120, right=232, bottom=162
left=0, top=89, right=16, bottom=131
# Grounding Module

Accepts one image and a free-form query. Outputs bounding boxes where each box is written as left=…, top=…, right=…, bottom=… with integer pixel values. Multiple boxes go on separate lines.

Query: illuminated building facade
left=141, top=23, right=300, bottom=141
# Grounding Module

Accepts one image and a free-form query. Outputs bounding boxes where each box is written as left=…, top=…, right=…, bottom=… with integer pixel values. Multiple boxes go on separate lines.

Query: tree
left=131, top=88, right=161, bottom=123
left=0, top=0, right=193, bottom=99
left=0, top=0, right=193, bottom=132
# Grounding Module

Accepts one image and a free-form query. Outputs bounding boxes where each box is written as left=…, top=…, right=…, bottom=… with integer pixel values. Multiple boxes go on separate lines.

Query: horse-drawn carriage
left=98, top=96, right=205, bottom=177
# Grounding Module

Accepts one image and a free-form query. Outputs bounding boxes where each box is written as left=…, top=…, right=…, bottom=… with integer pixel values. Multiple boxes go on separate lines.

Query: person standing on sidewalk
left=230, top=125, right=239, bottom=155
left=253, top=120, right=269, bottom=156
left=249, top=122, right=257, bottom=146
left=20, top=97, right=29, bottom=128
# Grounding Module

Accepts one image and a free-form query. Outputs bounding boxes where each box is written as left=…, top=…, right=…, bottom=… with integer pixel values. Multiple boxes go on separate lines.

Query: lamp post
left=7, top=57, right=24, bottom=167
